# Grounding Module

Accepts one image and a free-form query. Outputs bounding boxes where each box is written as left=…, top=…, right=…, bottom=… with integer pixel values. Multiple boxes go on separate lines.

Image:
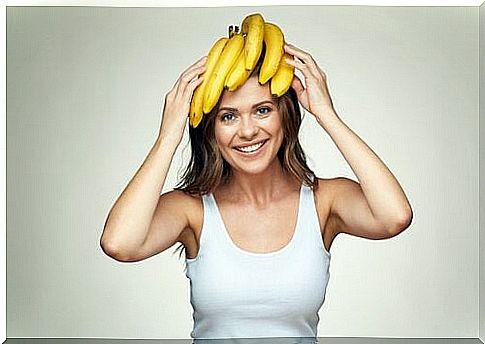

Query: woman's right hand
left=157, top=55, right=207, bottom=144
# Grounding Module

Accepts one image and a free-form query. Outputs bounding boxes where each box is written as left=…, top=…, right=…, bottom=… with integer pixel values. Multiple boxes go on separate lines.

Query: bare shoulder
left=165, top=189, right=203, bottom=243
left=315, top=176, right=396, bottom=240
left=312, top=177, right=335, bottom=208
left=312, top=177, right=337, bottom=234
left=314, top=176, right=369, bottom=236
left=314, top=176, right=356, bottom=204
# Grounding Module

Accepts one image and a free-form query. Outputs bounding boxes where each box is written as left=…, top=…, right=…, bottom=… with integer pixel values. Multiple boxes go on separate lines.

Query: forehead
left=219, top=76, right=274, bottom=107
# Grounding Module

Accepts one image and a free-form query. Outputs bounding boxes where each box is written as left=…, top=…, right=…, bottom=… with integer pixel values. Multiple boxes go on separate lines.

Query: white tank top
left=184, top=182, right=331, bottom=340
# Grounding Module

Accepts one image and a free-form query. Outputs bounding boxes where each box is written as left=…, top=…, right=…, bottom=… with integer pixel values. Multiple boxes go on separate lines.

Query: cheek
left=272, top=121, right=286, bottom=147
left=270, top=116, right=285, bottom=137
left=214, top=126, right=234, bottom=147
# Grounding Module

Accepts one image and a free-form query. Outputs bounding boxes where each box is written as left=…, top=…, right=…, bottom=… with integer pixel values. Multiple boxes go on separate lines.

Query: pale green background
left=6, top=5, right=483, bottom=340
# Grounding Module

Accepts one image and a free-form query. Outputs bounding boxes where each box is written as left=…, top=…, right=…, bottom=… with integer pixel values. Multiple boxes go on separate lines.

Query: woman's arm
left=318, top=111, right=413, bottom=237
left=284, top=43, right=412, bottom=237
left=100, top=56, right=207, bottom=261
left=100, top=137, right=180, bottom=261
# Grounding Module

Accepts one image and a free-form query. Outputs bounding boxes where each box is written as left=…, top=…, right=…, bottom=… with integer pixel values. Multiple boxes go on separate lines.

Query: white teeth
left=236, top=141, right=265, bottom=153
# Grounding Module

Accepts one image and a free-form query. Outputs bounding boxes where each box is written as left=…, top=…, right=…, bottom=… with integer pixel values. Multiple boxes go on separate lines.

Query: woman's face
left=213, top=76, right=285, bottom=176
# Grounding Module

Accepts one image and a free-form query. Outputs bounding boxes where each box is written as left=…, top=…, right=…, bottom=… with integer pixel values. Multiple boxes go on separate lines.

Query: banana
left=259, top=22, right=285, bottom=85
left=270, top=52, right=294, bottom=97
left=224, top=47, right=252, bottom=92
left=240, top=13, right=265, bottom=71
left=191, top=15, right=292, bottom=124
left=189, top=37, right=228, bottom=128
left=203, top=33, right=245, bottom=114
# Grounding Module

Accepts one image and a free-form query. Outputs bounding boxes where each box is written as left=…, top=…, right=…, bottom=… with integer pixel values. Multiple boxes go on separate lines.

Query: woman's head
left=212, top=74, right=284, bottom=178
left=174, top=56, right=318, bottom=195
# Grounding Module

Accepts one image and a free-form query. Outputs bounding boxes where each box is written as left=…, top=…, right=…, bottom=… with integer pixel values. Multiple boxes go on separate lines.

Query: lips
left=233, top=139, right=268, bottom=155
left=233, top=139, right=268, bottom=150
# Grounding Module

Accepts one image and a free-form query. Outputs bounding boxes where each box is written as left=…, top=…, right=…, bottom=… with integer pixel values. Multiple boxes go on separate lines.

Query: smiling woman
left=175, top=55, right=318, bottom=196
left=100, top=13, right=412, bottom=341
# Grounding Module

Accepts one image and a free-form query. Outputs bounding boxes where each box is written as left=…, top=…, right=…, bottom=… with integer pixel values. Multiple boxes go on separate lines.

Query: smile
left=233, top=139, right=268, bottom=155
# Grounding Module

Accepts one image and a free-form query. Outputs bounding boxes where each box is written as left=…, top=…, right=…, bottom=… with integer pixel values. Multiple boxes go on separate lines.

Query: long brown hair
left=172, top=55, right=319, bottom=262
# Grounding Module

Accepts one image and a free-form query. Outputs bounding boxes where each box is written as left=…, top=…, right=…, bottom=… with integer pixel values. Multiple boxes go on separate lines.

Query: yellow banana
left=189, top=37, right=228, bottom=128
left=189, top=89, right=204, bottom=128
left=240, top=13, right=265, bottom=71
left=203, top=33, right=244, bottom=114
left=259, top=22, right=285, bottom=85
left=224, top=47, right=252, bottom=92
left=270, top=52, right=294, bottom=97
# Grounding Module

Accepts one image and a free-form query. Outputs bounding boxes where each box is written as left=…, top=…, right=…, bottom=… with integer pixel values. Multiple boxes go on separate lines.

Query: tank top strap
left=188, top=193, right=221, bottom=261
left=198, top=192, right=239, bottom=254
left=298, top=181, right=330, bottom=255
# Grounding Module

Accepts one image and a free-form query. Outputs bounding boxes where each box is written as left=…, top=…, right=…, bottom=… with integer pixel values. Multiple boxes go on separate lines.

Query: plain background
left=479, top=3, right=485, bottom=341
left=6, top=5, right=481, bottom=339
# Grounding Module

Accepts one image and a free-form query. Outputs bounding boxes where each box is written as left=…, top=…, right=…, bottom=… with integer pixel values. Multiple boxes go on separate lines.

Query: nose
left=237, top=115, right=259, bottom=139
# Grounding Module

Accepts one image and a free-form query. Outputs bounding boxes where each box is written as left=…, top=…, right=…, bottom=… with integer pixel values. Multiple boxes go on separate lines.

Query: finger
left=176, top=63, right=207, bottom=95
left=317, top=65, right=327, bottom=79
left=174, top=55, right=207, bottom=87
left=180, top=57, right=208, bottom=84
left=284, top=43, right=315, bottom=66
left=284, top=43, right=322, bottom=80
left=183, top=75, right=204, bottom=100
left=183, top=55, right=208, bottom=74
left=284, top=56, right=319, bottom=83
left=172, top=56, right=207, bottom=91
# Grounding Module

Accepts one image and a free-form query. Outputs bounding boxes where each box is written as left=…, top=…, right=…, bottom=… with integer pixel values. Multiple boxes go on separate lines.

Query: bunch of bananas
left=189, top=13, right=295, bottom=128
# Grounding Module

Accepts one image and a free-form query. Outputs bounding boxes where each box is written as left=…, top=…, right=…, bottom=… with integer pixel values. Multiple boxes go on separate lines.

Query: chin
left=235, top=165, right=270, bottom=175
left=228, top=157, right=282, bottom=176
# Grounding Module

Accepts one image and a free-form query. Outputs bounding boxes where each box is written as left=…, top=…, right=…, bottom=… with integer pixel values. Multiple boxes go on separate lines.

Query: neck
left=222, top=160, right=299, bottom=207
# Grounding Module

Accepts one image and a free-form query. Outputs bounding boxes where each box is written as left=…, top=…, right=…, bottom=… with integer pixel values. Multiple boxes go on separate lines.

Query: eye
left=220, top=112, right=236, bottom=122
left=257, top=106, right=271, bottom=115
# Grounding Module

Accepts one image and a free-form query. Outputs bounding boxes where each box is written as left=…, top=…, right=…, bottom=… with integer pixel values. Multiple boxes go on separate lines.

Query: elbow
left=100, top=222, right=135, bottom=262
left=388, top=210, right=413, bottom=236
left=100, top=238, right=118, bottom=259
left=100, top=238, right=132, bottom=262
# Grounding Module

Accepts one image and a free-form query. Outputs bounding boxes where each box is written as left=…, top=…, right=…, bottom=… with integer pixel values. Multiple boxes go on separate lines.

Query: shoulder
left=160, top=189, right=202, bottom=210
left=312, top=176, right=338, bottom=204
left=313, top=176, right=360, bottom=217
left=164, top=189, right=204, bottom=242
left=314, top=176, right=355, bottom=200
left=312, top=176, right=354, bottom=235
left=311, top=177, right=335, bottom=228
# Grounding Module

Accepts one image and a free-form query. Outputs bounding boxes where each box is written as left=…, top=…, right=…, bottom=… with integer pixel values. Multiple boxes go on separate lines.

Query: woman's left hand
left=283, top=43, right=335, bottom=122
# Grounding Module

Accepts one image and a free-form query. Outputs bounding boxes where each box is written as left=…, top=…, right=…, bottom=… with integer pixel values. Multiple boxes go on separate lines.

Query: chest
left=217, top=202, right=300, bottom=254
left=183, top=184, right=332, bottom=259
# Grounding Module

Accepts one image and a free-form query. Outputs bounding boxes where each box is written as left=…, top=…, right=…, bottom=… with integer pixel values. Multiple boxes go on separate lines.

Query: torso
left=178, top=177, right=338, bottom=260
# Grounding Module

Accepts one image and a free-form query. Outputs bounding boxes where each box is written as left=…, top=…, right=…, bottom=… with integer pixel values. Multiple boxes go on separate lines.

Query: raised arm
left=100, top=56, right=207, bottom=261
left=284, top=43, right=412, bottom=239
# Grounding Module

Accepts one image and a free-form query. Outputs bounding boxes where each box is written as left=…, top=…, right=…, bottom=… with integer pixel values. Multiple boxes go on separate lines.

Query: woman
left=100, top=42, right=413, bottom=340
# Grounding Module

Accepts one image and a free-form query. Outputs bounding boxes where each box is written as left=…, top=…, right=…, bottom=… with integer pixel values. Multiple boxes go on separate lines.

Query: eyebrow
left=217, top=100, right=276, bottom=114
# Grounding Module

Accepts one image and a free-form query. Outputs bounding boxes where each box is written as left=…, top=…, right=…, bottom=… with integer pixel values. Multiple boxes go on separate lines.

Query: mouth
left=233, top=139, right=269, bottom=156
